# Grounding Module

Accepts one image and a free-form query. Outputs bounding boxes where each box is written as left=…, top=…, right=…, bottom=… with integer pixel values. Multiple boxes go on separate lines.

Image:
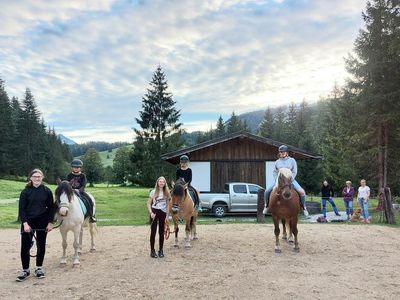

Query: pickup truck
left=200, top=182, right=262, bottom=217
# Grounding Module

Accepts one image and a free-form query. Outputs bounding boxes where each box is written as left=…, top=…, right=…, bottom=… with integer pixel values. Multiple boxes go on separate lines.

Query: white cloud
left=0, top=0, right=367, bottom=142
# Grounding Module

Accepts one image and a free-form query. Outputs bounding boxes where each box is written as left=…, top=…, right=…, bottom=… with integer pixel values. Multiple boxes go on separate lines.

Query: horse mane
left=55, top=180, right=74, bottom=203
left=279, top=168, right=293, bottom=180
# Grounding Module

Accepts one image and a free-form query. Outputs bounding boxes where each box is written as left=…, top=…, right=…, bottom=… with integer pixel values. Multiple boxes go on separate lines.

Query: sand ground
left=0, top=223, right=399, bottom=300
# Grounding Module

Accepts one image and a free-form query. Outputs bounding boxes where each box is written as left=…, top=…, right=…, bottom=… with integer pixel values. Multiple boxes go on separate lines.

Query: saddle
left=188, top=186, right=200, bottom=208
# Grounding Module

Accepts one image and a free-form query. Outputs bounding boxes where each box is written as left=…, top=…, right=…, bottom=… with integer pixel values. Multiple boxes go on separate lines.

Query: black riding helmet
left=71, top=158, right=83, bottom=167
left=278, top=145, right=289, bottom=152
left=179, top=155, right=189, bottom=162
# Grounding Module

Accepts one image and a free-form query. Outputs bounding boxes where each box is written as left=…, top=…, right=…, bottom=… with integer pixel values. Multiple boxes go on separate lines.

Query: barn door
left=211, top=161, right=265, bottom=192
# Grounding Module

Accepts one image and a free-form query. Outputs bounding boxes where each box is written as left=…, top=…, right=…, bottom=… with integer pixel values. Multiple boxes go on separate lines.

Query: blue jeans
left=359, top=198, right=369, bottom=219
left=322, top=197, right=339, bottom=217
left=264, top=179, right=305, bottom=208
left=344, top=200, right=353, bottom=216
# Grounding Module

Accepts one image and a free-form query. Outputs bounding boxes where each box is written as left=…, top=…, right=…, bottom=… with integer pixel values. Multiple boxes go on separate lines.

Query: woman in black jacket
left=16, top=169, right=55, bottom=282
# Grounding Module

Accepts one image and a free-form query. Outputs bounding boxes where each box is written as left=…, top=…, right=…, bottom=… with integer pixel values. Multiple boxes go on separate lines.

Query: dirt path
left=0, top=224, right=399, bottom=299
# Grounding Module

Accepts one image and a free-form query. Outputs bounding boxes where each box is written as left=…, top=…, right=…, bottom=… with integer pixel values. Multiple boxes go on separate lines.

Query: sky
left=0, top=0, right=367, bottom=143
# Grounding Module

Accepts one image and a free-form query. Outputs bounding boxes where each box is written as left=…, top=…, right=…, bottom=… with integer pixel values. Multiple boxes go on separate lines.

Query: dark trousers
left=20, top=217, right=48, bottom=270
left=150, top=208, right=166, bottom=251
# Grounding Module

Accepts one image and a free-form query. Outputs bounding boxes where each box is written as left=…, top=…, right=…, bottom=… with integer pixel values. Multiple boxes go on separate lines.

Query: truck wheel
left=213, top=205, right=227, bottom=217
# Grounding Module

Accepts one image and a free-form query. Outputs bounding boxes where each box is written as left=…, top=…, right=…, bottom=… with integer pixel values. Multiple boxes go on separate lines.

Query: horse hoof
left=192, top=236, right=198, bottom=240
left=90, top=248, right=96, bottom=253
left=294, top=248, right=300, bottom=253
left=59, top=261, right=67, bottom=266
left=275, top=248, right=282, bottom=253
left=174, top=244, right=179, bottom=248
left=288, top=240, right=294, bottom=244
left=282, top=236, right=287, bottom=240
left=185, top=244, right=191, bottom=249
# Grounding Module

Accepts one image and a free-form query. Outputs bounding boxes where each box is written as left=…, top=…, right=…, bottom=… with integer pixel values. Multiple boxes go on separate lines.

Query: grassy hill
left=78, top=144, right=133, bottom=167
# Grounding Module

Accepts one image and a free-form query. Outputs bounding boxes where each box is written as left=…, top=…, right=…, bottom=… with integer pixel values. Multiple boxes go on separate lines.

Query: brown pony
left=269, top=168, right=301, bottom=253
left=167, top=178, right=199, bottom=248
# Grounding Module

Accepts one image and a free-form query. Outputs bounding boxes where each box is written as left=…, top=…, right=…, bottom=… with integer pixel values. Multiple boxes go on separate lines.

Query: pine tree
left=226, top=111, right=242, bottom=134
left=0, top=79, right=14, bottom=175
left=345, top=0, right=400, bottom=190
left=215, top=115, right=225, bottom=137
left=258, top=107, right=274, bottom=138
left=131, top=66, right=182, bottom=186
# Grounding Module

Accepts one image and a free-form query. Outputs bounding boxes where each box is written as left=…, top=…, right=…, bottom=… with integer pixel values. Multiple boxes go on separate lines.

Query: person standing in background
left=342, top=181, right=355, bottom=220
left=358, top=179, right=371, bottom=223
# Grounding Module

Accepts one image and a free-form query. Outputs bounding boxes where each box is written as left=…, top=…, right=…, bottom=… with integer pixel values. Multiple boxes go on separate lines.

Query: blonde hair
left=26, top=168, right=44, bottom=187
left=153, top=176, right=171, bottom=200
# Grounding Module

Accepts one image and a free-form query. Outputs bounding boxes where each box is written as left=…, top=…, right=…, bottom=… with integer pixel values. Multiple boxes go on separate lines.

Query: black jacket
left=321, top=185, right=334, bottom=198
left=19, top=185, right=55, bottom=223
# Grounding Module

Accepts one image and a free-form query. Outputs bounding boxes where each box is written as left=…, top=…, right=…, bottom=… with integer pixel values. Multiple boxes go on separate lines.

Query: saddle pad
left=77, top=197, right=88, bottom=216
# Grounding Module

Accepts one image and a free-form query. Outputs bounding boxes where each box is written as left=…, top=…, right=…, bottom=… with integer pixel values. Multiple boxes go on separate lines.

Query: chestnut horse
left=269, top=168, right=301, bottom=253
left=168, top=178, right=198, bottom=248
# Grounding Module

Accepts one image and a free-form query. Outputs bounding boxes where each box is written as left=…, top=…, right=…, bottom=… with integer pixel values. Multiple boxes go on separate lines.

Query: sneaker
left=34, top=268, right=45, bottom=279
left=150, top=250, right=158, bottom=258
left=303, top=209, right=309, bottom=217
left=158, top=250, right=164, bottom=258
left=89, top=216, right=97, bottom=223
left=16, top=270, right=30, bottom=282
left=335, top=213, right=341, bottom=216
left=263, top=207, right=269, bottom=214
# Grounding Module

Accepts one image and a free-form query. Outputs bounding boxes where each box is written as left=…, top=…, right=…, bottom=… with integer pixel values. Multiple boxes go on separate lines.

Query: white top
left=358, top=186, right=370, bottom=199
left=149, top=189, right=167, bottom=212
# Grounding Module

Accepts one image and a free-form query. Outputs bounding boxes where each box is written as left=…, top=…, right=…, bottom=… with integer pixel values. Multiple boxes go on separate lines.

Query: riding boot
left=300, top=195, right=309, bottom=216
left=86, top=198, right=96, bottom=223
left=263, top=190, right=271, bottom=214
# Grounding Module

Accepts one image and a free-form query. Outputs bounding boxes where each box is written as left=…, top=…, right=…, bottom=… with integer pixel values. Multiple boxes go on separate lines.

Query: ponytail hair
left=26, top=168, right=44, bottom=188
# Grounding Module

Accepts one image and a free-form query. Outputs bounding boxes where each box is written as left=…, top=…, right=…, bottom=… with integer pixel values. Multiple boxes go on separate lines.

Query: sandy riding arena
left=1, top=224, right=399, bottom=299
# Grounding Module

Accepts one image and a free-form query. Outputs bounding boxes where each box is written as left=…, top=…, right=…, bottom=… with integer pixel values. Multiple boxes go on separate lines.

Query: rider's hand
left=150, top=212, right=156, bottom=219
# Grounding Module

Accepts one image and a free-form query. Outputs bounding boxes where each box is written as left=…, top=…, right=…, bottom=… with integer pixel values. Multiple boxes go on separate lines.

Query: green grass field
left=94, top=145, right=133, bottom=167
left=0, top=179, right=398, bottom=228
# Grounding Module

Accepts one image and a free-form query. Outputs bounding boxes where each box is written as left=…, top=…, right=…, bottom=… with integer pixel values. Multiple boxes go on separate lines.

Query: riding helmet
left=278, top=145, right=289, bottom=152
left=179, top=155, right=189, bottom=162
left=71, top=158, right=83, bottom=167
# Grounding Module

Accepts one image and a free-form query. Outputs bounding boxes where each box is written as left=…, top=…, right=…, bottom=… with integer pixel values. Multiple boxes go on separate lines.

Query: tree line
left=0, top=80, right=72, bottom=181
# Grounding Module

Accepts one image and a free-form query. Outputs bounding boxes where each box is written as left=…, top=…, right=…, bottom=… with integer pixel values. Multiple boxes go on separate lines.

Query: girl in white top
left=357, top=179, right=371, bottom=223
left=147, top=176, right=170, bottom=258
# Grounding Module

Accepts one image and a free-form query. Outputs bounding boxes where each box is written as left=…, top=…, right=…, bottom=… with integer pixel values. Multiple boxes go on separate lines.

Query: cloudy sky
left=0, top=0, right=367, bottom=143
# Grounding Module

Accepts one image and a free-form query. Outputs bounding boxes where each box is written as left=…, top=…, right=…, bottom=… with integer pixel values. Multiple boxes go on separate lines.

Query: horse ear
left=171, top=180, right=175, bottom=187
left=56, top=177, right=62, bottom=186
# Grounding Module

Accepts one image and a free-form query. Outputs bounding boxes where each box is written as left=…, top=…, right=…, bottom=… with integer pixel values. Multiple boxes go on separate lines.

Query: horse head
left=171, top=178, right=188, bottom=214
left=277, top=168, right=293, bottom=200
left=55, top=180, right=74, bottom=217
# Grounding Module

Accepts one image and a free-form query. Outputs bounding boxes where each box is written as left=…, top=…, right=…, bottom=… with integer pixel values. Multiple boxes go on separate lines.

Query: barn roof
left=161, top=131, right=322, bottom=164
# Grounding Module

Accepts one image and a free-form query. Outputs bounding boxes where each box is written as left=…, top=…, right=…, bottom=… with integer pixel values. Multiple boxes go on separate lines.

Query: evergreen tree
left=131, top=66, right=182, bottom=186
left=258, top=107, right=274, bottom=138
left=345, top=0, right=400, bottom=190
left=226, top=111, right=242, bottom=134
left=0, top=79, right=14, bottom=175
left=215, top=115, right=225, bottom=137
left=81, top=148, right=104, bottom=186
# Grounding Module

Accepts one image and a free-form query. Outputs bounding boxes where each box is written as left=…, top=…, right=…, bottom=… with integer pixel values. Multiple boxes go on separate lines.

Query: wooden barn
left=161, top=131, right=322, bottom=192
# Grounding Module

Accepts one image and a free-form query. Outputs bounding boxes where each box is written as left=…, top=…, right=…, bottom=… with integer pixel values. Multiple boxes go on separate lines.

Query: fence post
left=384, top=187, right=396, bottom=224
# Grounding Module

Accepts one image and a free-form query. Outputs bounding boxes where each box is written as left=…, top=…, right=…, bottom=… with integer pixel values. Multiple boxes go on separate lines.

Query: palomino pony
left=55, top=181, right=96, bottom=266
left=269, top=168, right=301, bottom=253
left=168, top=178, right=199, bottom=248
